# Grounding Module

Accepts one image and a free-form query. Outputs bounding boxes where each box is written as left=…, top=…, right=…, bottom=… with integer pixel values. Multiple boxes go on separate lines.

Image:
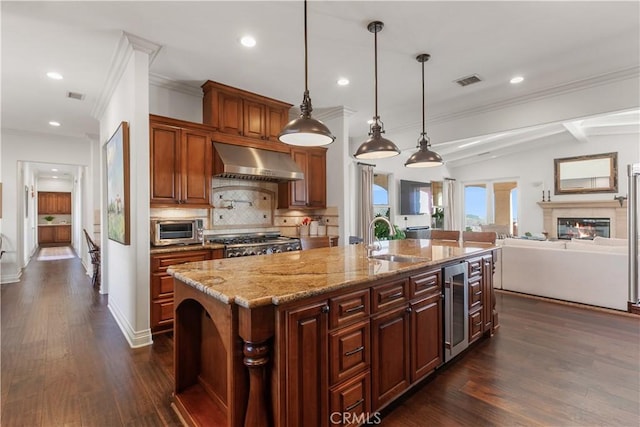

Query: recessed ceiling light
left=52, top=176, right=58, bottom=179
left=510, top=76, right=524, bottom=84
left=49, top=121, right=61, bottom=127
left=240, top=36, right=256, bottom=48
left=47, top=71, right=63, bottom=80
left=52, top=168, right=58, bottom=172
left=367, top=119, right=374, bottom=124
left=337, top=78, right=349, bottom=86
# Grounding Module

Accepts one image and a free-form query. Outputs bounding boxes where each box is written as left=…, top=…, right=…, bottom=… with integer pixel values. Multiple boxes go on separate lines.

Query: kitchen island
left=167, top=239, right=499, bottom=427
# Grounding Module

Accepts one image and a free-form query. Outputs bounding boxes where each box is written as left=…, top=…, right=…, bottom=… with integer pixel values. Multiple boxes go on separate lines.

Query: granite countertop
left=167, top=239, right=496, bottom=308
left=150, top=243, right=225, bottom=254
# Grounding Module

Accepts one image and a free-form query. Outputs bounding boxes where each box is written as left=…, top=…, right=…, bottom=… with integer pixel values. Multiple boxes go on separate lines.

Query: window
left=373, top=173, right=391, bottom=218
left=464, top=184, right=487, bottom=231
left=463, top=180, right=518, bottom=235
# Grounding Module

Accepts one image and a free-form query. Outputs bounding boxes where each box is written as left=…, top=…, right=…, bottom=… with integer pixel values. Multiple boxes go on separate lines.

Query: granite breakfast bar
left=167, top=239, right=499, bottom=427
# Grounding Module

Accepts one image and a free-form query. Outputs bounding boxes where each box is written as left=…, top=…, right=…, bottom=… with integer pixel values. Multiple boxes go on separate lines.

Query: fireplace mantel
left=538, top=200, right=627, bottom=239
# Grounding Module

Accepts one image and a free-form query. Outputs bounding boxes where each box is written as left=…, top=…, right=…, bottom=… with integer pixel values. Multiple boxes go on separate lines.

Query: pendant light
left=278, top=0, right=335, bottom=147
left=405, top=54, right=443, bottom=167
left=354, top=21, right=400, bottom=160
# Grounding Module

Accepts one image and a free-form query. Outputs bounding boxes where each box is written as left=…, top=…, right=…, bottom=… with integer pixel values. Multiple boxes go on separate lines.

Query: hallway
left=0, top=250, right=180, bottom=426
left=1, top=249, right=639, bottom=426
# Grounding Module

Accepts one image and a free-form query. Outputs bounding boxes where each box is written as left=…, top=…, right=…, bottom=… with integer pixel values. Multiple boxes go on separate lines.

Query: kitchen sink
left=368, top=253, right=428, bottom=263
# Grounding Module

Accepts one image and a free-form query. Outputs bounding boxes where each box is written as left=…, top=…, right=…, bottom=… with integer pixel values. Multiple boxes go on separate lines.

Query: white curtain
left=359, top=165, right=374, bottom=243
left=444, top=178, right=458, bottom=230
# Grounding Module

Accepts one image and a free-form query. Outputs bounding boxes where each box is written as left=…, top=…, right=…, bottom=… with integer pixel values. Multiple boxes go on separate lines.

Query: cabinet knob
left=405, top=307, right=413, bottom=313
left=321, top=305, right=330, bottom=314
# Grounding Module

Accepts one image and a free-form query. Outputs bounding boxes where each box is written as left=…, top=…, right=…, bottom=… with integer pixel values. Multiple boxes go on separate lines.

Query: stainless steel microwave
left=150, top=218, right=204, bottom=246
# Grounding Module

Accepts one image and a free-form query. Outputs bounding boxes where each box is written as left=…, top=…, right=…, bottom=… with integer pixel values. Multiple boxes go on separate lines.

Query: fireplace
left=557, top=217, right=611, bottom=240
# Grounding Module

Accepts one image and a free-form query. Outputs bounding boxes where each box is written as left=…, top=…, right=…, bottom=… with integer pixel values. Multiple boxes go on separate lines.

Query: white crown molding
left=314, top=106, right=357, bottom=121
left=91, top=32, right=162, bottom=120
left=149, top=73, right=203, bottom=98
left=386, top=66, right=640, bottom=135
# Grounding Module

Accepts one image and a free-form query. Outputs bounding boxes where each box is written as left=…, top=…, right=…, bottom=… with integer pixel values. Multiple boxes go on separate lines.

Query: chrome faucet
left=366, top=216, right=396, bottom=257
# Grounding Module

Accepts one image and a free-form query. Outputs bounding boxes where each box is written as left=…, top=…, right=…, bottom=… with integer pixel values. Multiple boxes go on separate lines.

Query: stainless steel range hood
left=213, top=142, right=304, bottom=182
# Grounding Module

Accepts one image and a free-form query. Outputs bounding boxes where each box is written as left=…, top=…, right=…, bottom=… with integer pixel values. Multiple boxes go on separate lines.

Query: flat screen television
left=400, top=179, right=432, bottom=215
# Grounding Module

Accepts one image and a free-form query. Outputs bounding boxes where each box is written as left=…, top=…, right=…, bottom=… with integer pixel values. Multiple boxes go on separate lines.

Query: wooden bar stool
left=430, top=230, right=460, bottom=241
left=462, top=231, right=497, bottom=244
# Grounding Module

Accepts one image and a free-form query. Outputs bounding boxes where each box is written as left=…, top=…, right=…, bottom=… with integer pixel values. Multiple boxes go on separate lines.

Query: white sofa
left=499, top=237, right=631, bottom=311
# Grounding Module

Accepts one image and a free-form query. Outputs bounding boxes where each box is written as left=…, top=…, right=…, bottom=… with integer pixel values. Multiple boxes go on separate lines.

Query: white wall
left=99, top=44, right=152, bottom=348
left=0, top=130, right=90, bottom=283
left=450, top=132, right=639, bottom=235
left=149, top=79, right=202, bottom=122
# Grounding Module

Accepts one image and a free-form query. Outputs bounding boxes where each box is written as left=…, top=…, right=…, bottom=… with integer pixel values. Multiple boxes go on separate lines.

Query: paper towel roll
left=309, top=221, right=319, bottom=235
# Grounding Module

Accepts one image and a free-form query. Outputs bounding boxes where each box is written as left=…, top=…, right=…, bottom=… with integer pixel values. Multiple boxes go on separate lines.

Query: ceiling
left=2, top=1, right=639, bottom=170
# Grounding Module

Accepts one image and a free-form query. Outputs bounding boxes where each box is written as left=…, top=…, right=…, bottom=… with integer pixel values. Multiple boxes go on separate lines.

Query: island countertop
left=167, top=239, right=495, bottom=308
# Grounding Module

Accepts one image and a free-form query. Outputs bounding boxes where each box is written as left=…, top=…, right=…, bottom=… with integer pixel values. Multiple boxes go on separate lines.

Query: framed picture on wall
left=105, top=121, right=130, bottom=245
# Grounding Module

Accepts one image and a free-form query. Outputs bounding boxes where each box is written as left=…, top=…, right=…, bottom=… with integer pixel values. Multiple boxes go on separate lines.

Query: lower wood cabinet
left=150, top=248, right=222, bottom=333
left=285, top=300, right=329, bottom=427
left=282, top=266, right=444, bottom=424
left=38, top=225, right=71, bottom=245
left=371, top=304, right=411, bottom=409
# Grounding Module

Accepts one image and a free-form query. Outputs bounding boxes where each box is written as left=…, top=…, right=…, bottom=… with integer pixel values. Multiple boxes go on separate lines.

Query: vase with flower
left=299, top=217, right=311, bottom=236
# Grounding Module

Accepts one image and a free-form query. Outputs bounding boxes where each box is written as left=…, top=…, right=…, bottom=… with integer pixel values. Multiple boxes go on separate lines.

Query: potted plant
left=432, top=208, right=444, bottom=229
left=44, top=215, right=55, bottom=224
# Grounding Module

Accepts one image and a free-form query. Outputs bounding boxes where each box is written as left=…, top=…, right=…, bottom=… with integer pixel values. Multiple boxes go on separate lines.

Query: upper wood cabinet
left=38, top=192, right=71, bottom=214
left=150, top=116, right=212, bottom=207
left=202, top=80, right=292, bottom=142
left=278, top=147, right=327, bottom=209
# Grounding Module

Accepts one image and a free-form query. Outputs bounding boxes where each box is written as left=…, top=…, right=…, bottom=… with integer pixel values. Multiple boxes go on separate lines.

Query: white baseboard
left=1, top=270, right=22, bottom=284
left=107, top=301, right=153, bottom=348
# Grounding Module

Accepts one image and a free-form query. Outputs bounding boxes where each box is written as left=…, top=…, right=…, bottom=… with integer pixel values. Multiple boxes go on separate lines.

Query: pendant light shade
left=354, top=21, right=400, bottom=160
left=279, top=0, right=335, bottom=147
left=404, top=54, right=443, bottom=168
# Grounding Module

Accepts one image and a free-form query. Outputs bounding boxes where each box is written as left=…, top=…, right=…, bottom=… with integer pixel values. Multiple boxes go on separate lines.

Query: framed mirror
left=554, top=152, right=617, bottom=194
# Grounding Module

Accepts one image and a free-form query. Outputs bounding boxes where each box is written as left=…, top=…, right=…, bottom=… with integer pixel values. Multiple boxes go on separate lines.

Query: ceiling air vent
left=454, top=74, right=482, bottom=87
left=67, top=91, right=85, bottom=101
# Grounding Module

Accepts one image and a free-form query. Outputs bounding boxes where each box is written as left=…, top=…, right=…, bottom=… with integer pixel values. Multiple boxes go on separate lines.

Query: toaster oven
left=150, top=218, right=204, bottom=246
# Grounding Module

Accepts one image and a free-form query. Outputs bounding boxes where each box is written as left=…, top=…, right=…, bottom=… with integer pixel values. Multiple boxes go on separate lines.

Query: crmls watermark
left=329, top=411, right=382, bottom=425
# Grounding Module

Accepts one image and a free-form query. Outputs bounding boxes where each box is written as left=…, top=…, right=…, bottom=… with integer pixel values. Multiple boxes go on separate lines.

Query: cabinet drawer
left=469, top=309, right=483, bottom=343
left=372, top=278, right=408, bottom=313
left=329, top=321, right=370, bottom=386
left=329, top=370, right=371, bottom=427
left=151, top=299, right=174, bottom=325
left=151, top=250, right=212, bottom=272
left=151, top=273, right=174, bottom=299
left=468, top=278, right=482, bottom=311
left=410, top=269, right=441, bottom=299
left=329, top=289, right=370, bottom=330
left=468, top=257, right=482, bottom=278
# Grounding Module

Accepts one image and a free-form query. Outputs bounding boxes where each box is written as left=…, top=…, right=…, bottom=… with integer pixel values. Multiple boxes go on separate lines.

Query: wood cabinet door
left=56, top=193, right=72, bottom=214
left=266, top=105, right=287, bottom=141
left=54, top=225, right=71, bottom=243
left=286, top=301, right=329, bottom=427
left=371, top=305, right=410, bottom=410
left=410, top=294, right=442, bottom=382
left=243, top=100, right=266, bottom=139
left=218, top=91, right=243, bottom=135
left=38, top=226, right=55, bottom=244
left=150, top=123, right=181, bottom=205
left=180, top=128, right=211, bottom=206
left=288, top=148, right=309, bottom=207
left=482, top=254, right=495, bottom=332
left=38, top=192, right=55, bottom=214
left=306, top=148, right=326, bottom=208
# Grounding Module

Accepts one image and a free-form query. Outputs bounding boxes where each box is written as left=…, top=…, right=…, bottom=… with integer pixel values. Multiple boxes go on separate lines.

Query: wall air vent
left=454, top=74, right=482, bottom=87
left=67, top=91, right=85, bottom=101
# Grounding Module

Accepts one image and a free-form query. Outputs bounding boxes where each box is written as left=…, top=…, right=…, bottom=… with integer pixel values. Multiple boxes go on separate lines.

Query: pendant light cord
left=304, top=0, right=308, bottom=93
left=374, top=26, right=378, bottom=120
left=421, top=60, right=425, bottom=135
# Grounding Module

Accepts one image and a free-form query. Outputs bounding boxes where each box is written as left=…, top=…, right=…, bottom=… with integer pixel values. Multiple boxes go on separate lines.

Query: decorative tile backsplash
left=211, top=185, right=275, bottom=228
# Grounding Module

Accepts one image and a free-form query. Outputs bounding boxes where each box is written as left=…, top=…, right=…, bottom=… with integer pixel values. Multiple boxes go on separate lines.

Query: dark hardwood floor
left=2, top=249, right=639, bottom=426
